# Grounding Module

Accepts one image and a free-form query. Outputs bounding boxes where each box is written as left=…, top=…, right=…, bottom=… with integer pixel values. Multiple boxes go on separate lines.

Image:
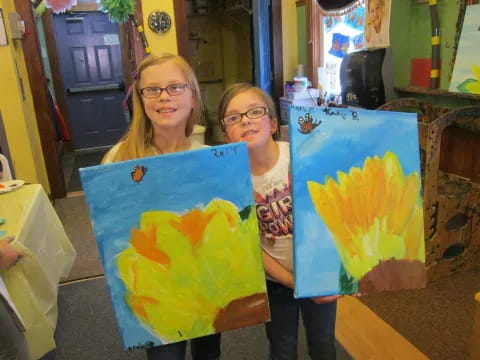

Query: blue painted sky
left=289, top=106, right=421, bottom=297
left=80, top=143, right=253, bottom=348
left=449, top=5, right=480, bottom=92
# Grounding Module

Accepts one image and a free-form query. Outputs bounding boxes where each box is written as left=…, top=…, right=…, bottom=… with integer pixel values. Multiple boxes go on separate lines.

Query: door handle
left=67, top=83, right=121, bottom=94
left=66, top=17, right=84, bottom=22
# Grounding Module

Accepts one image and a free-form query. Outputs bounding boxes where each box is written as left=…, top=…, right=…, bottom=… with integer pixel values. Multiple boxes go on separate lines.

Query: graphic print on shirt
left=255, top=184, right=293, bottom=245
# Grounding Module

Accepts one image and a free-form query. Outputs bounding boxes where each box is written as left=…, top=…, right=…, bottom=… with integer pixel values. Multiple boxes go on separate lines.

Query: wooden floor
left=336, top=296, right=428, bottom=359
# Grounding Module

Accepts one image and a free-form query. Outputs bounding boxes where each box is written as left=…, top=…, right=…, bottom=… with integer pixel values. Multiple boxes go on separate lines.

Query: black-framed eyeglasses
left=222, top=107, right=268, bottom=128
left=140, top=83, right=190, bottom=98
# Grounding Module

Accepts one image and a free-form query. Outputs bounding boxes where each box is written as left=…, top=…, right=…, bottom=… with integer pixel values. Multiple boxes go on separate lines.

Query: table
left=0, top=184, right=76, bottom=359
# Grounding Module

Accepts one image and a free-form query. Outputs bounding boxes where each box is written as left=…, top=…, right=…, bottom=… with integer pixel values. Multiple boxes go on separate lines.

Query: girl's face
left=369, top=0, right=383, bottom=28
left=139, top=60, right=194, bottom=135
left=223, top=90, right=277, bottom=149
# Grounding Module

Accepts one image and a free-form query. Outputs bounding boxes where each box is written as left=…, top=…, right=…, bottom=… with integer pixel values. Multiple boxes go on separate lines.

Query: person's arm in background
left=0, top=237, right=23, bottom=270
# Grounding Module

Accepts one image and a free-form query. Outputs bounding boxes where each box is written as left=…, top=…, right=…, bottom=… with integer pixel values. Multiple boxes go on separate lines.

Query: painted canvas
left=449, top=5, right=480, bottom=95
left=79, top=143, right=269, bottom=350
left=289, top=106, right=426, bottom=298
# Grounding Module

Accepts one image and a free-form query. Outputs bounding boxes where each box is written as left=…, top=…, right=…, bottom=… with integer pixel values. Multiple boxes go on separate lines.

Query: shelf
left=395, top=86, right=480, bottom=101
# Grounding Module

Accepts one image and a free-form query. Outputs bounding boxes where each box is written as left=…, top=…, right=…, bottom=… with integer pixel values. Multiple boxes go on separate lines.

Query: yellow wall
left=142, top=0, right=178, bottom=54
left=141, top=0, right=298, bottom=83
left=0, top=0, right=50, bottom=191
left=282, top=0, right=298, bottom=83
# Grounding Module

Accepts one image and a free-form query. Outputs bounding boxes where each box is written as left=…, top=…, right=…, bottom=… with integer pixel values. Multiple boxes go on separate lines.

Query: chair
left=422, top=106, right=480, bottom=281
left=471, top=292, right=480, bottom=360
left=0, top=153, right=12, bottom=181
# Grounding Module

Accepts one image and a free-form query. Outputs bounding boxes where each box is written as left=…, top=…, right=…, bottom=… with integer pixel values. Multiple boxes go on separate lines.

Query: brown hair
left=217, top=83, right=278, bottom=132
left=104, top=53, right=203, bottom=162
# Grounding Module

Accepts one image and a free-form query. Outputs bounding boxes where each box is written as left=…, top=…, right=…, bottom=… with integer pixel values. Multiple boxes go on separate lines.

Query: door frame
left=42, top=9, right=73, bottom=151
left=270, top=0, right=283, bottom=103
left=306, top=0, right=321, bottom=88
left=30, top=1, right=133, bottom=197
left=15, top=0, right=66, bottom=198
left=173, top=0, right=189, bottom=57
left=173, top=0, right=283, bottom=102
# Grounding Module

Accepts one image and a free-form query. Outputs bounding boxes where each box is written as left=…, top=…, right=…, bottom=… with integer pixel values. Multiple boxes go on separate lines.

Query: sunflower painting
left=289, top=106, right=426, bottom=298
left=449, top=5, right=480, bottom=95
left=79, top=143, right=269, bottom=349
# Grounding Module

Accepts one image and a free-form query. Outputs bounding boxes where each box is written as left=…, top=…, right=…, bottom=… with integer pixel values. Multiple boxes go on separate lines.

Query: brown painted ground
left=358, top=259, right=426, bottom=293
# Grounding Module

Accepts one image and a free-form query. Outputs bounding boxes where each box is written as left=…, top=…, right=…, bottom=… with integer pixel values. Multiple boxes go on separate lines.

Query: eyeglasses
left=222, top=107, right=268, bottom=128
left=140, top=83, right=190, bottom=98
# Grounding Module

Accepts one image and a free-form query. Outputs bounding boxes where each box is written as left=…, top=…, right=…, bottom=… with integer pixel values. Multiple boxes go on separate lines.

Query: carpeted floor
left=42, top=277, right=351, bottom=360
left=361, top=269, right=480, bottom=360
left=66, top=149, right=109, bottom=192
left=54, top=196, right=104, bottom=282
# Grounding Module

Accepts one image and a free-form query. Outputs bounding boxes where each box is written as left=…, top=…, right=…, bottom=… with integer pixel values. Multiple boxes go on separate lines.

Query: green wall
left=390, top=0, right=414, bottom=89
left=296, top=4, right=306, bottom=71
left=391, top=0, right=479, bottom=107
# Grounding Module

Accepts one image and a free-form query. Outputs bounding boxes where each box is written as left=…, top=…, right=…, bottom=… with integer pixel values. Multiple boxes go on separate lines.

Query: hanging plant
left=97, top=0, right=150, bottom=55
left=32, top=0, right=47, bottom=17
left=44, top=0, right=77, bottom=13
left=97, top=0, right=135, bottom=23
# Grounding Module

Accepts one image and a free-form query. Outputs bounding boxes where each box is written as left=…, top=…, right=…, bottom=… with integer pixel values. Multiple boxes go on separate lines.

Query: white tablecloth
left=0, top=184, right=76, bottom=359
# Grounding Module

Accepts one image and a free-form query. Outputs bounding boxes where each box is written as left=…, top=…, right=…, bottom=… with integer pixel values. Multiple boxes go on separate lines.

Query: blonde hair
left=105, top=53, right=202, bottom=162
left=217, top=83, right=278, bottom=131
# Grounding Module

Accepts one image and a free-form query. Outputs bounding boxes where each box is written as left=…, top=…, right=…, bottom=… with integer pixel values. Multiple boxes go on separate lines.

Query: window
left=321, top=6, right=365, bottom=96
left=305, top=0, right=365, bottom=98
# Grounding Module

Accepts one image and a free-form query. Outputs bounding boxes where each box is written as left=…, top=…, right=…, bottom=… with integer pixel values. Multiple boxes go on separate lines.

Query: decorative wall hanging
left=289, top=106, right=426, bottom=297
left=317, top=0, right=365, bottom=16
left=79, top=143, right=269, bottom=349
left=352, top=33, right=364, bottom=49
left=449, top=0, right=474, bottom=85
left=44, top=0, right=77, bottom=13
left=148, top=11, right=171, bottom=34
left=324, top=16, right=342, bottom=33
left=449, top=5, right=480, bottom=95
left=363, top=0, right=391, bottom=48
left=328, top=33, right=350, bottom=58
left=344, top=5, right=365, bottom=30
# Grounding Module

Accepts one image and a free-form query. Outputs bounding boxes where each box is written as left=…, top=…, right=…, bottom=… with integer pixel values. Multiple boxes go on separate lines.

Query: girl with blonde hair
left=103, top=53, right=204, bottom=163
left=103, top=53, right=221, bottom=360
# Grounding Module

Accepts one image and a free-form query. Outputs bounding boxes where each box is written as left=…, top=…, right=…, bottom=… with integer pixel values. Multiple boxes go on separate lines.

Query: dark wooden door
left=53, top=12, right=127, bottom=149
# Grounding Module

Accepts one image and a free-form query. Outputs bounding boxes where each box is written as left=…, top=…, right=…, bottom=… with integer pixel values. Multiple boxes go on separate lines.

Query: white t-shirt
left=102, top=139, right=207, bottom=164
left=252, top=141, right=293, bottom=273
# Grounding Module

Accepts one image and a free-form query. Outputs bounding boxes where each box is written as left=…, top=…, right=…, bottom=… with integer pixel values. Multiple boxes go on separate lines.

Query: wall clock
left=148, top=11, right=171, bottom=34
